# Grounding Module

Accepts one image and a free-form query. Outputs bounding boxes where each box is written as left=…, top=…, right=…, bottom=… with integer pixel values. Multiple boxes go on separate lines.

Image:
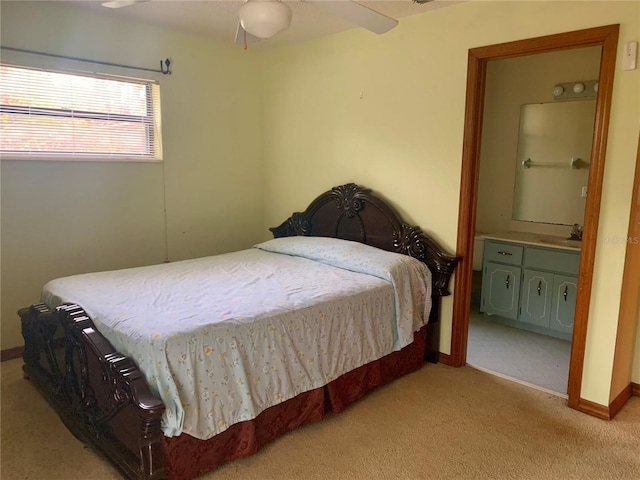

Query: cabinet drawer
left=525, top=248, right=580, bottom=275
left=484, top=241, right=524, bottom=266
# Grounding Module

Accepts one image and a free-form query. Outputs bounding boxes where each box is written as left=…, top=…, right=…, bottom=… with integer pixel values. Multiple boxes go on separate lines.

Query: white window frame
left=0, top=64, right=163, bottom=162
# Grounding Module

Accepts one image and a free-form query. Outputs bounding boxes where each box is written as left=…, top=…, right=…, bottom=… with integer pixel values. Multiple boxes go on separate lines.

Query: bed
left=19, top=183, right=459, bottom=480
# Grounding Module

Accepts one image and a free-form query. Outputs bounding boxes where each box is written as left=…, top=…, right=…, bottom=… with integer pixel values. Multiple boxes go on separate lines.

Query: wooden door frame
left=609, top=133, right=640, bottom=407
left=450, top=24, right=620, bottom=410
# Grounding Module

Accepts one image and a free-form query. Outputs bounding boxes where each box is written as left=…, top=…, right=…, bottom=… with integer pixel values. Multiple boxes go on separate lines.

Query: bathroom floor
left=466, top=307, right=571, bottom=396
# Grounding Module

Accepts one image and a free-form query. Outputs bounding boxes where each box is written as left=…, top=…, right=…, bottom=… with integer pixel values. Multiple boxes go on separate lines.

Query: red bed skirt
left=161, top=327, right=427, bottom=480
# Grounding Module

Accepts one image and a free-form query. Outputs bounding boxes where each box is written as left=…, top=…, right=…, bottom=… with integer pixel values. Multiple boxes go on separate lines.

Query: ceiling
left=62, top=0, right=462, bottom=48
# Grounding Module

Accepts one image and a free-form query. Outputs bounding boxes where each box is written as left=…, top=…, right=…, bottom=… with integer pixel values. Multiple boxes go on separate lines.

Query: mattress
left=42, top=237, right=432, bottom=440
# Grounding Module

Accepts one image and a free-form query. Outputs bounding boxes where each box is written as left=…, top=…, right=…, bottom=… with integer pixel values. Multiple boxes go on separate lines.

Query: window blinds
left=0, top=64, right=162, bottom=161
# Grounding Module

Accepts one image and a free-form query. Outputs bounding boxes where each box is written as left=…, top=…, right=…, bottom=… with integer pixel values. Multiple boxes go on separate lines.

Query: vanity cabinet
left=520, top=269, right=554, bottom=328
left=549, top=274, right=578, bottom=336
left=482, top=242, right=523, bottom=320
left=480, top=239, right=579, bottom=341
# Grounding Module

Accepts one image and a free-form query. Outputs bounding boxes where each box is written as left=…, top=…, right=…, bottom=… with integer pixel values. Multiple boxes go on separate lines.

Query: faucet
left=569, top=224, right=583, bottom=241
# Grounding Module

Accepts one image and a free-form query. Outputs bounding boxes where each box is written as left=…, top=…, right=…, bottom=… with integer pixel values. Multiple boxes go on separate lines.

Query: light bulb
left=553, top=86, right=564, bottom=97
left=573, top=82, right=585, bottom=94
left=593, top=82, right=599, bottom=93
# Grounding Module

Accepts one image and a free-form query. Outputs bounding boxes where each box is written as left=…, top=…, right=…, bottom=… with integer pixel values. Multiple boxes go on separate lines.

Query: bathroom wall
left=476, top=47, right=602, bottom=237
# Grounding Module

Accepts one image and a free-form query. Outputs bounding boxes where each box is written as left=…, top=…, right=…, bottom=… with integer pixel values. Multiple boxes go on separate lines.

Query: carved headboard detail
left=270, top=183, right=460, bottom=297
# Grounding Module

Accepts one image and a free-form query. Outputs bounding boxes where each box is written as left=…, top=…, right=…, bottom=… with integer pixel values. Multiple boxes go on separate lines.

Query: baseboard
left=575, top=384, right=633, bottom=420
left=438, top=352, right=453, bottom=365
left=631, top=382, right=640, bottom=397
left=609, top=384, right=632, bottom=418
left=575, top=397, right=610, bottom=420
left=1, top=346, right=24, bottom=362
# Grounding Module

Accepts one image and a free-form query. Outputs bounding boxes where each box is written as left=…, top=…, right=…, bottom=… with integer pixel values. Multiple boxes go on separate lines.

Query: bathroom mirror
left=512, top=100, right=596, bottom=225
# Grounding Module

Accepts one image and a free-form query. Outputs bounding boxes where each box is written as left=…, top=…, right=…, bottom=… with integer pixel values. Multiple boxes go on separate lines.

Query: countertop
left=480, top=231, right=581, bottom=252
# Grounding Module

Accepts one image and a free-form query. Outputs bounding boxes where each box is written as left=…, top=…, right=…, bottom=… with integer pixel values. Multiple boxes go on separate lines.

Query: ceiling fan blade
left=102, top=0, right=149, bottom=8
left=235, top=22, right=262, bottom=45
left=304, top=1, right=398, bottom=34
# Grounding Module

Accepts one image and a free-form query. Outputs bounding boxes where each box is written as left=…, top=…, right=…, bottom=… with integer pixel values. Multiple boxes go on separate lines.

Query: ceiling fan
left=101, top=0, right=426, bottom=47
left=234, top=0, right=400, bottom=47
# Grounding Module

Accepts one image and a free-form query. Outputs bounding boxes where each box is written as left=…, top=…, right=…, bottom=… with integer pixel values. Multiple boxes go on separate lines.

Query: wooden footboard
left=19, top=301, right=438, bottom=480
left=19, top=303, right=165, bottom=480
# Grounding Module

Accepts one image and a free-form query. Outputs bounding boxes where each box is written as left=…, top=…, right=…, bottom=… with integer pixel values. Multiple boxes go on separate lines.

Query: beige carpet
left=1, top=357, right=638, bottom=480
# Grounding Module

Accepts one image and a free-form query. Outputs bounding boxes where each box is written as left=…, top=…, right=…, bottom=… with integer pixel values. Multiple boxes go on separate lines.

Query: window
left=0, top=64, right=162, bottom=161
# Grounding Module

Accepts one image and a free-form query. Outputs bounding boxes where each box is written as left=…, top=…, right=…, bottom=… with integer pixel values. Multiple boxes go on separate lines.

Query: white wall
left=0, top=1, right=264, bottom=349
left=260, top=1, right=640, bottom=404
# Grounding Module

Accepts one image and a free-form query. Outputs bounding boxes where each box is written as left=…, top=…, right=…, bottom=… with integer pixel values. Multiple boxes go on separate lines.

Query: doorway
left=450, top=25, right=619, bottom=411
left=466, top=48, right=600, bottom=396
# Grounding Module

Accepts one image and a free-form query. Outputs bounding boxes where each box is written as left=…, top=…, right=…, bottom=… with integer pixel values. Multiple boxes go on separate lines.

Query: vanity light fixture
left=552, top=80, right=598, bottom=101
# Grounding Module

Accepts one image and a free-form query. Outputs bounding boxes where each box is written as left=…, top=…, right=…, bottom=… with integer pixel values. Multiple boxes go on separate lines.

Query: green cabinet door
left=520, top=269, right=554, bottom=328
left=550, top=274, right=578, bottom=335
left=482, top=262, right=521, bottom=320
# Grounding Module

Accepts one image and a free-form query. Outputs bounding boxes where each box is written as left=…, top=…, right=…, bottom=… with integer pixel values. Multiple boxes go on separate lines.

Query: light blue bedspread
left=42, top=237, right=432, bottom=440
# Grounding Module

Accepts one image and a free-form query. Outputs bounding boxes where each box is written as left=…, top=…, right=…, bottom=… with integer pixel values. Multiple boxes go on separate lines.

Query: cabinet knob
left=563, top=286, right=568, bottom=301
left=505, top=274, right=510, bottom=289
left=497, top=251, right=513, bottom=256
left=537, top=280, right=542, bottom=296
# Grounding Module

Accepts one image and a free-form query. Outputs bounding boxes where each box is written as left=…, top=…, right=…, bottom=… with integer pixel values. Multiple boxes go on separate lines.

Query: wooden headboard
left=270, top=183, right=460, bottom=297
